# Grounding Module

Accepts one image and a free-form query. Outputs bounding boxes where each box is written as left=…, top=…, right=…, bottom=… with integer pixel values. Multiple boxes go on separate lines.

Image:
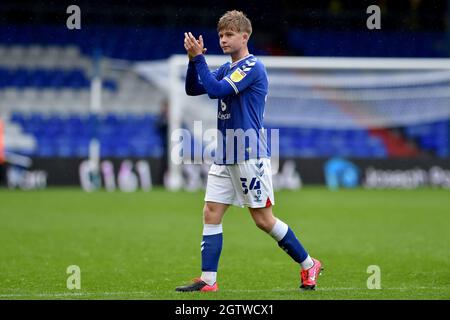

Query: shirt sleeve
left=185, top=61, right=222, bottom=96
left=192, top=55, right=236, bottom=99
left=222, top=58, right=261, bottom=94
left=185, top=61, right=206, bottom=96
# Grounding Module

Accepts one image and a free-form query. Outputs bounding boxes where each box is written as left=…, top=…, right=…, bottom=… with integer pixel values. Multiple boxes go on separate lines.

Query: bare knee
left=203, top=202, right=227, bottom=224
left=255, top=219, right=276, bottom=232
left=250, top=208, right=276, bottom=233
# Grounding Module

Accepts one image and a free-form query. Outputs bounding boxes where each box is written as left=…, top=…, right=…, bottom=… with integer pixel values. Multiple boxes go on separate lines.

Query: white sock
left=201, top=271, right=217, bottom=286
left=203, top=223, right=223, bottom=235
left=301, top=255, right=314, bottom=270
left=269, top=218, right=289, bottom=241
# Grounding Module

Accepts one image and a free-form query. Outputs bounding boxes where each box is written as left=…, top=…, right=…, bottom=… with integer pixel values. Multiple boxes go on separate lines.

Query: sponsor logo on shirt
left=218, top=112, right=231, bottom=120
left=220, top=100, right=227, bottom=111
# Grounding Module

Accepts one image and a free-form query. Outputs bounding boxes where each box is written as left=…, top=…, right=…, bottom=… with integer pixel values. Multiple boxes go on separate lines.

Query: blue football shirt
left=206, top=55, right=270, bottom=164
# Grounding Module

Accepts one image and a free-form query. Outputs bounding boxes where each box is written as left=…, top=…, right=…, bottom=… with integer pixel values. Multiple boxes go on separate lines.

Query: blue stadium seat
left=0, top=67, right=116, bottom=89
left=10, top=112, right=165, bottom=158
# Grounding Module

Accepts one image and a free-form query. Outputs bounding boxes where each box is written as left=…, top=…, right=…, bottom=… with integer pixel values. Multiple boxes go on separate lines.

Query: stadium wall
left=1, top=157, right=450, bottom=190
left=1, top=157, right=165, bottom=190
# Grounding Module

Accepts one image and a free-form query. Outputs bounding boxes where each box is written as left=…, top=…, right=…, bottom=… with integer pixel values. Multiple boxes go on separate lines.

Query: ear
left=242, top=32, right=249, bottom=43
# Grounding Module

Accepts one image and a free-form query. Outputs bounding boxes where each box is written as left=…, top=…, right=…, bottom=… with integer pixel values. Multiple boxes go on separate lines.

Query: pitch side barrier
left=1, top=157, right=449, bottom=190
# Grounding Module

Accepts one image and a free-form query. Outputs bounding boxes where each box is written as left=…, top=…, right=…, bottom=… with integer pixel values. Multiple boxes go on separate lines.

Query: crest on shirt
left=230, top=68, right=247, bottom=83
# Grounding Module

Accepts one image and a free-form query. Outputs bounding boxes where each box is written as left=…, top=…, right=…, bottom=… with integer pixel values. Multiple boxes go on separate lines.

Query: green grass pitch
left=0, top=187, right=449, bottom=300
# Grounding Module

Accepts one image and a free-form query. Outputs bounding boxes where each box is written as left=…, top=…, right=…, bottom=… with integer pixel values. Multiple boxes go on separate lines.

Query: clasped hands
left=184, top=32, right=207, bottom=60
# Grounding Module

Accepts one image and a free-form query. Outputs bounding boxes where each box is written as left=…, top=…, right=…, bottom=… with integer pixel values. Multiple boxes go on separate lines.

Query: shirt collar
left=229, top=54, right=253, bottom=68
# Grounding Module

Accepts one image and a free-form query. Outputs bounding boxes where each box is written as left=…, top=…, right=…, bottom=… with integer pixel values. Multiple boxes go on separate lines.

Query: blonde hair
left=217, top=10, right=252, bottom=36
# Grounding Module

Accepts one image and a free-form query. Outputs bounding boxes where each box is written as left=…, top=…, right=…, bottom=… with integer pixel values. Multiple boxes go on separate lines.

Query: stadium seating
left=9, top=112, right=164, bottom=158
left=404, top=121, right=449, bottom=158
left=268, top=126, right=388, bottom=158
left=0, top=68, right=117, bottom=89
left=3, top=25, right=446, bottom=60
left=287, top=30, right=448, bottom=58
left=17, top=111, right=439, bottom=159
left=1, top=25, right=448, bottom=159
left=0, top=42, right=165, bottom=115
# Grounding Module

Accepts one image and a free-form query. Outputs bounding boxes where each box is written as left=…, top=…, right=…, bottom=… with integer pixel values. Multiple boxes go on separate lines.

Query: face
left=218, top=29, right=248, bottom=55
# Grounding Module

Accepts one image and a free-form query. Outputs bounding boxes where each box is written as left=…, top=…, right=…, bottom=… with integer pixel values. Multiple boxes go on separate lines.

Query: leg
left=176, top=163, right=237, bottom=292
left=203, top=201, right=229, bottom=224
left=199, top=164, right=235, bottom=289
left=249, top=205, right=323, bottom=290
left=198, top=201, right=228, bottom=287
left=230, top=158, right=323, bottom=290
left=248, top=205, right=276, bottom=233
left=175, top=201, right=228, bottom=292
left=229, top=158, right=312, bottom=268
left=201, top=202, right=228, bottom=271
left=248, top=206, right=313, bottom=270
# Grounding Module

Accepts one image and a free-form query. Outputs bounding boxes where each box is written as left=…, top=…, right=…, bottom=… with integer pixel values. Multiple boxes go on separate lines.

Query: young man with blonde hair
left=176, top=10, right=322, bottom=292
